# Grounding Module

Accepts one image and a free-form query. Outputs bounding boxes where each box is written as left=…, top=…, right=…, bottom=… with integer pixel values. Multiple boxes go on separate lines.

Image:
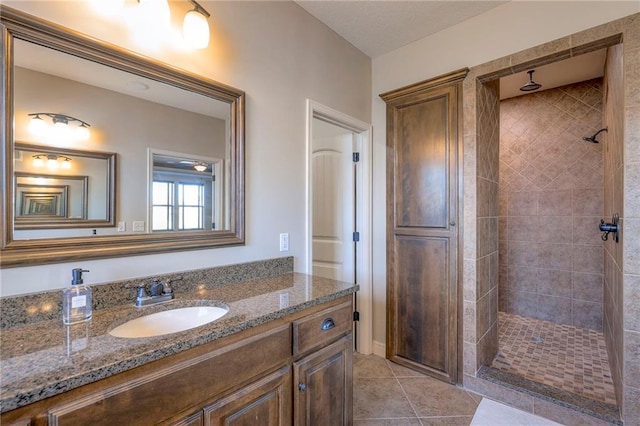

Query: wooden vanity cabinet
left=1, top=296, right=353, bottom=426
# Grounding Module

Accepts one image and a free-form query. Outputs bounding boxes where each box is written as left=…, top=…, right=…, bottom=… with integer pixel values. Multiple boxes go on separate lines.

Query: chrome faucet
left=135, top=279, right=175, bottom=307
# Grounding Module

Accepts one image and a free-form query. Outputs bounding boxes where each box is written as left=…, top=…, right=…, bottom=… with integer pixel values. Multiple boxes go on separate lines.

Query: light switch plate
left=133, top=221, right=145, bottom=232
left=117, top=221, right=126, bottom=232
left=279, top=233, right=289, bottom=252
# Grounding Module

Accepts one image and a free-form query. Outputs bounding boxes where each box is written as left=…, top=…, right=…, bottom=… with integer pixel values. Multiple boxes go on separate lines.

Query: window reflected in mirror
left=149, top=150, right=225, bottom=233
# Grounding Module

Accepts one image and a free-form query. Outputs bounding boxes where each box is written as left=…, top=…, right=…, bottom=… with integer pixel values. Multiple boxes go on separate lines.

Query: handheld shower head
left=583, top=127, right=608, bottom=143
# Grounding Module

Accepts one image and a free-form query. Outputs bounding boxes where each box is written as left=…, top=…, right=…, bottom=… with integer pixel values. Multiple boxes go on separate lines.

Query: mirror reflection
left=149, top=150, right=226, bottom=232
left=1, top=5, right=245, bottom=267
left=13, top=38, right=231, bottom=238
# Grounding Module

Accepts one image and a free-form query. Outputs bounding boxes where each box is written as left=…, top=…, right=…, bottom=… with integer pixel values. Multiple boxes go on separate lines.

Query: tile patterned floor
left=492, top=312, right=616, bottom=405
left=353, top=353, right=481, bottom=425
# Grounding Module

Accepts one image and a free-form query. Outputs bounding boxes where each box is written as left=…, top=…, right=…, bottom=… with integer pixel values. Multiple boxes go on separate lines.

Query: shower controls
left=599, top=213, right=619, bottom=242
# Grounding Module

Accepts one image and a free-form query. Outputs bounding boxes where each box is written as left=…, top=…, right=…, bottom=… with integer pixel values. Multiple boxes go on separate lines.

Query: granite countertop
left=0, top=272, right=357, bottom=413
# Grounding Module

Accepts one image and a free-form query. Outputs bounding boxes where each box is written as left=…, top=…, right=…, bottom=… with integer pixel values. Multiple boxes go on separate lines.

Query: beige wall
left=371, top=0, right=639, bottom=353
left=0, top=1, right=371, bottom=296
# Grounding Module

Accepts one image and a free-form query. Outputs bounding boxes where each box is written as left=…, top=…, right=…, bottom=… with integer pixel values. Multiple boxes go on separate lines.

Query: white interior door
left=311, top=119, right=355, bottom=282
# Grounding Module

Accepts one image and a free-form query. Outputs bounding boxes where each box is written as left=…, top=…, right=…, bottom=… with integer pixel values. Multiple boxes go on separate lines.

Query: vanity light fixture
left=183, top=0, right=211, bottom=49
left=28, top=113, right=91, bottom=142
left=194, top=162, right=208, bottom=172
left=32, top=154, right=72, bottom=170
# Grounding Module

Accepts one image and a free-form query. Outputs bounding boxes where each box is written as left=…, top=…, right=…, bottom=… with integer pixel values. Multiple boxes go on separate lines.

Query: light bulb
left=75, top=124, right=90, bottom=141
left=183, top=9, right=210, bottom=49
left=32, top=156, right=44, bottom=168
left=28, top=115, right=47, bottom=136
left=194, top=162, right=208, bottom=172
left=46, top=155, right=58, bottom=169
left=52, top=120, right=71, bottom=143
left=61, top=158, right=72, bottom=170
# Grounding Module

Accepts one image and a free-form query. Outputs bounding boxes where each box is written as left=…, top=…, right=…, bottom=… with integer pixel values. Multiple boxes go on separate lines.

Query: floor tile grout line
left=385, top=359, right=424, bottom=424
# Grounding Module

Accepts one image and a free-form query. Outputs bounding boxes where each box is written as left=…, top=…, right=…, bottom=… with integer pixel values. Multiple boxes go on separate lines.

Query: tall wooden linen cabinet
left=380, top=69, right=467, bottom=384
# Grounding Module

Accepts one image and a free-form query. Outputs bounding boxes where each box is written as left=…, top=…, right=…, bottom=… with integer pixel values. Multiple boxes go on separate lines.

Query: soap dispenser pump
left=63, top=268, right=92, bottom=325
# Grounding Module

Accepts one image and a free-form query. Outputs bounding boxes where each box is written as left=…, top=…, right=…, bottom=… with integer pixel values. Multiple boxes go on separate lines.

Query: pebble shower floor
left=492, top=312, right=617, bottom=405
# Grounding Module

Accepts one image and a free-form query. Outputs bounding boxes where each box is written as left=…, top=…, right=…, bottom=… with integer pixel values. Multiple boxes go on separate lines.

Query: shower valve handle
left=599, top=214, right=619, bottom=243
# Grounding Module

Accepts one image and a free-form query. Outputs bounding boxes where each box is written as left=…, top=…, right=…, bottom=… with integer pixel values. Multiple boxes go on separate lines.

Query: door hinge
left=353, top=311, right=360, bottom=321
left=212, top=175, right=216, bottom=182
left=352, top=152, right=360, bottom=163
left=352, top=231, right=360, bottom=242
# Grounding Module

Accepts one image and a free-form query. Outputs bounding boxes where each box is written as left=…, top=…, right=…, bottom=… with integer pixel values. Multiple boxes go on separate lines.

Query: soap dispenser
left=63, top=268, right=92, bottom=325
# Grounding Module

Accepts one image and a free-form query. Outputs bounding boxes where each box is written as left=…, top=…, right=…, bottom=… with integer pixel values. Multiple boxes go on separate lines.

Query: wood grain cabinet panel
left=381, top=69, right=467, bottom=384
left=203, top=366, right=291, bottom=426
left=293, top=335, right=353, bottom=426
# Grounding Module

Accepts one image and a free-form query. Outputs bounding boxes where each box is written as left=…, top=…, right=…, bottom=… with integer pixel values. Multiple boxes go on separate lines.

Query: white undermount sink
left=109, top=306, right=229, bottom=338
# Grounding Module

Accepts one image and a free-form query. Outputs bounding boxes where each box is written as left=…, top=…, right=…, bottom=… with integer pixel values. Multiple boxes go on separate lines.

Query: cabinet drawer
left=293, top=301, right=352, bottom=356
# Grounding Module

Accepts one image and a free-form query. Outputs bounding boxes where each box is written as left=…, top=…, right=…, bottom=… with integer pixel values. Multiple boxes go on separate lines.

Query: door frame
left=305, top=99, right=373, bottom=355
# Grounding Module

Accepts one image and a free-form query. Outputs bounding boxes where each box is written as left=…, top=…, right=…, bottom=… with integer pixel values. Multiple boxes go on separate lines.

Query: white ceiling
left=295, top=1, right=607, bottom=98
left=295, top=0, right=508, bottom=58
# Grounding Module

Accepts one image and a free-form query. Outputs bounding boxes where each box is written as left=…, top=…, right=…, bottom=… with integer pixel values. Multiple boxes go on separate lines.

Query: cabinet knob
left=298, top=382, right=307, bottom=392
left=321, top=318, right=335, bottom=330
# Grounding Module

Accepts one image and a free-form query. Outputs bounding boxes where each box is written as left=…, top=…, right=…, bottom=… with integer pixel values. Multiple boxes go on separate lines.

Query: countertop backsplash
left=0, top=257, right=294, bottom=329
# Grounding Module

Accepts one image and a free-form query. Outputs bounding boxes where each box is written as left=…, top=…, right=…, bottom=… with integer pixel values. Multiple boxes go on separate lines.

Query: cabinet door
left=381, top=69, right=467, bottom=384
left=203, top=366, right=291, bottom=426
left=294, top=334, right=352, bottom=426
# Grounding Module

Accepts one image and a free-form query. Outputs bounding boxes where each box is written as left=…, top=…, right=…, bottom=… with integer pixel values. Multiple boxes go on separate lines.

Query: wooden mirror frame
left=0, top=6, right=245, bottom=267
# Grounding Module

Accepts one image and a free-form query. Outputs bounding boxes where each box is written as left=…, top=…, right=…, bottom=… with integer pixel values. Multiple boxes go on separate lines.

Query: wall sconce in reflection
left=28, top=113, right=91, bottom=142
left=32, top=154, right=72, bottom=170
left=194, top=162, right=208, bottom=172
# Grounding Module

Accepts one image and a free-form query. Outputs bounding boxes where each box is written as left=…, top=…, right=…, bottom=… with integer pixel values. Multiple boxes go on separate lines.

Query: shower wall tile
left=538, top=295, right=572, bottom=324
left=624, top=219, right=640, bottom=275
left=573, top=188, right=604, bottom=216
left=572, top=216, right=603, bottom=245
left=572, top=272, right=604, bottom=302
left=499, top=80, right=604, bottom=330
left=624, top=274, right=640, bottom=331
left=477, top=217, right=498, bottom=258
left=572, top=299, right=603, bottom=330
left=573, top=245, right=604, bottom=274
left=540, top=243, right=573, bottom=270
left=477, top=255, right=491, bottom=300
left=508, top=191, right=538, bottom=216
left=624, top=385, right=640, bottom=426
left=538, top=269, right=572, bottom=298
left=538, top=190, right=572, bottom=216
left=626, top=106, right=640, bottom=164
left=537, top=216, right=572, bottom=243
left=626, top=163, right=640, bottom=217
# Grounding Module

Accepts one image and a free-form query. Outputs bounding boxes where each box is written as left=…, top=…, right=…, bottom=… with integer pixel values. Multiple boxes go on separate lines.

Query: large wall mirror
left=1, top=6, right=245, bottom=267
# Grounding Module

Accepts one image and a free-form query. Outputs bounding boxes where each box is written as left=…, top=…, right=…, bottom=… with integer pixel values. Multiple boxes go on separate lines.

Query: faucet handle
left=162, top=280, right=174, bottom=295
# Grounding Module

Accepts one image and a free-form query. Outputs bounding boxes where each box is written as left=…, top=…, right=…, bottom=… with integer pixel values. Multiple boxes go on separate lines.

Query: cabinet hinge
left=353, top=311, right=360, bottom=321
left=352, top=152, right=360, bottom=163
left=352, top=231, right=360, bottom=242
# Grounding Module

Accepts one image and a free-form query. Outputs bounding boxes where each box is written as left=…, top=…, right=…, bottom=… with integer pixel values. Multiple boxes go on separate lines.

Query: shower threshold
left=478, top=366, right=621, bottom=424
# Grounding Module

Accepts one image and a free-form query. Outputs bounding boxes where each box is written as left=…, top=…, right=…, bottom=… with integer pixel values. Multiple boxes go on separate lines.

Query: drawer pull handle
left=321, top=318, right=335, bottom=330
left=299, top=382, right=307, bottom=392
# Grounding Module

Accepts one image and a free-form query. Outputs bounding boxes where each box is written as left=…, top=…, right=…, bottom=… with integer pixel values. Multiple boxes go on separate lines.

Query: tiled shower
left=498, top=79, right=605, bottom=330
left=465, top=15, right=640, bottom=424
left=494, top=77, right=618, bottom=407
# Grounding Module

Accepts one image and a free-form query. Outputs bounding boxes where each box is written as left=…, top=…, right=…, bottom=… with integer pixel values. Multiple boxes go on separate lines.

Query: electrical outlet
left=132, top=221, right=145, bottom=232
left=279, top=233, right=289, bottom=252
left=117, top=221, right=126, bottom=232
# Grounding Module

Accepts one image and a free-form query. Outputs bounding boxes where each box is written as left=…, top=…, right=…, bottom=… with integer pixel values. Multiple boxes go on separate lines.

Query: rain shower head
left=583, top=127, right=608, bottom=143
left=520, top=70, right=542, bottom=92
